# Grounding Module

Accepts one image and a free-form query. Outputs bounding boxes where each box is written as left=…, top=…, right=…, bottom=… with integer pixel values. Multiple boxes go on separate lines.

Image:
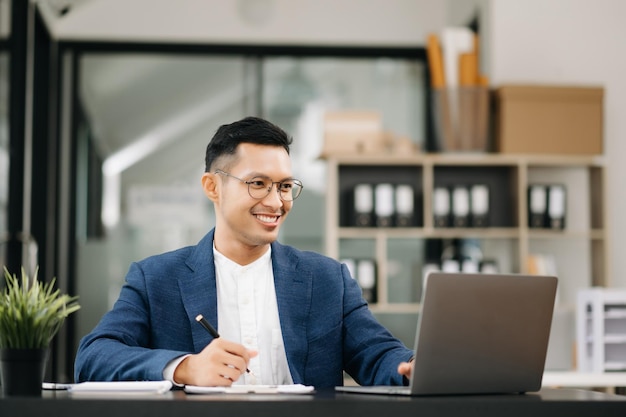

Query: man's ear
left=201, top=172, right=219, bottom=203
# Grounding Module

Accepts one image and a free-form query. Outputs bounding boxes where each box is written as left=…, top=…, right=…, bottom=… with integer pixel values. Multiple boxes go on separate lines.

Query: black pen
left=195, top=314, right=254, bottom=376
left=196, top=314, right=220, bottom=338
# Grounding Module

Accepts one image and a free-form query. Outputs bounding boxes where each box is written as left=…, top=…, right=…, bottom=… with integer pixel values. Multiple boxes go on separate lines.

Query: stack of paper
left=184, top=384, right=315, bottom=395
left=68, top=380, right=173, bottom=395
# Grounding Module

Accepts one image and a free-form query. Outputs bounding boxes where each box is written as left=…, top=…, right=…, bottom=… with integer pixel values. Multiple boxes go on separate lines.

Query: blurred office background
left=1, top=0, right=626, bottom=382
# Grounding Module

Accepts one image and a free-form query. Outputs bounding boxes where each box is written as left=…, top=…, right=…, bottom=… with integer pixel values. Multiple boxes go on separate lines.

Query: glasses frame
left=214, top=169, right=303, bottom=201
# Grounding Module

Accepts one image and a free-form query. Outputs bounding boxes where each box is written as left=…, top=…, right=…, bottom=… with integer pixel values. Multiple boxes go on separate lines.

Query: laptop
left=336, top=272, right=558, bottom=396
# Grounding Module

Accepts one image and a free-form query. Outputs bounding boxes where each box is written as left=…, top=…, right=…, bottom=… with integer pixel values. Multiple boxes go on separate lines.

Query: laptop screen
left=409, top=272, right=558, bottom=395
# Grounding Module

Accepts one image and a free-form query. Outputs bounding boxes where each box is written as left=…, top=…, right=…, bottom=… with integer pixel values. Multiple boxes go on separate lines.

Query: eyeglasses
left=215, top=169, right=303, bottom=202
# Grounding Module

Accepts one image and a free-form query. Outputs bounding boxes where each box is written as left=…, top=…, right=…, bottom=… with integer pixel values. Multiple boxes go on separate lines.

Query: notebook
left=67, top=380, right=173, bottom=395
left=336, top=272, right=558, bottom=396
left=184, top=384, right=314, bottom=395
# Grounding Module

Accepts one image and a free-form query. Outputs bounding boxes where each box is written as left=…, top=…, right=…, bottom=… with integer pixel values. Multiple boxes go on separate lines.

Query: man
left=75, top=116, right=414, bottom=388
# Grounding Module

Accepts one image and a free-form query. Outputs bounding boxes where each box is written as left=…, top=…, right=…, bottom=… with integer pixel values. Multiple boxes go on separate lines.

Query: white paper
left=184, top=384, right=315, bottom=395
left=42, top=382, right=74, bottom=390
left=441, top=27, right=474, bottom=90
left=441, top=26, right=474, bottom=128
left=68, top=380, right=173, bottom=394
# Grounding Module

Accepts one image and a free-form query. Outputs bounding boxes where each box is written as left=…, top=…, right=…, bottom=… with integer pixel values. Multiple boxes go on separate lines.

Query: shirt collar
left=213, top=244, right=272, bottom=271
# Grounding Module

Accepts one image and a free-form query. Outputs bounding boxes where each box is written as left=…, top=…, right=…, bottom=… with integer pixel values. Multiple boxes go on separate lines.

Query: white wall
left=488, top=0, right=626, bottom=288
left=40, top=0, right=446, bottom=46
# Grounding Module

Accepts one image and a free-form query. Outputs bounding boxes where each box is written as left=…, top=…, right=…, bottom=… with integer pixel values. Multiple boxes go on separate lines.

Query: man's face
left=207, top=143, right=294, bottom=253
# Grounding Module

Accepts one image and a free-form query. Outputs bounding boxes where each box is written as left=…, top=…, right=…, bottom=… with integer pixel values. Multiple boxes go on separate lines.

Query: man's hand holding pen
left=173, top=337, right=258, bottom=386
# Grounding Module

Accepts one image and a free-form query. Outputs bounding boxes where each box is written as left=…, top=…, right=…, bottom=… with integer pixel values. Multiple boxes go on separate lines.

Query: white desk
left=543, top=371, right=626, bottom=394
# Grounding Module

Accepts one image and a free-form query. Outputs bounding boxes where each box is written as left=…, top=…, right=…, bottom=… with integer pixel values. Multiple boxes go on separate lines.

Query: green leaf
left=0, top=266, right=81, bottom=349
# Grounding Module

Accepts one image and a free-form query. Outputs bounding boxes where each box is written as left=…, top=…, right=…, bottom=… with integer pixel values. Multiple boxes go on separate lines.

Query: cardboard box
left=494, top=85, right=603, bottom=155
left=321, top=111, right=388, bottom=156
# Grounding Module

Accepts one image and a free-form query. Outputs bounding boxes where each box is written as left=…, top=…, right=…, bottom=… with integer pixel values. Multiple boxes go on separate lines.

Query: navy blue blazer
left=74, top=229, right=413, bottom=387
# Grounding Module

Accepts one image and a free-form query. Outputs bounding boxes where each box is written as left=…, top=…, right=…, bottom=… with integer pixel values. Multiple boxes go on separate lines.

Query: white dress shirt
left=214, top=246, right=292, bottom=385
left=163, top=246, right=292, bottom=385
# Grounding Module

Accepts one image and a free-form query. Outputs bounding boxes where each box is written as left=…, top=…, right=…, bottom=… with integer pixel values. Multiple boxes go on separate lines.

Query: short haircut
left=204, top=116, right=293, bottom=172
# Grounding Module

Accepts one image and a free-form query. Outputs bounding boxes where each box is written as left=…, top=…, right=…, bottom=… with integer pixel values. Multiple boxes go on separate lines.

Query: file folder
left=441, top=259, right=460, bottom=273
left=451, top=186, right=470, bottom=227
left=461, top=259, right=479, bottom=273
left=375, top=183, right=394, bottom=227
left=395, top=184, right=415, bottom=227
left=470, top=184, right=489, bottom=227
left=528, top=185, right=547, bottom=228
left=479, top=260, right=499, bottom=274
left=547, top=185, right=566, bottom=229
left=353, top=184, right=374, bottom=227
left=357, top=259, right=377, bottom=303
left=433, top=187, right=451, bottom=227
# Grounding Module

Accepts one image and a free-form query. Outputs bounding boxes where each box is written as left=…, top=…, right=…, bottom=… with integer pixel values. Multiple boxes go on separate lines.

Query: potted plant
left=0, top=266, right=80, bottom=396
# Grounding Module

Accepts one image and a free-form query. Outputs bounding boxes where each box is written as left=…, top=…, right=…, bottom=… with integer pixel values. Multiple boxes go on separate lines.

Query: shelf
left=604, top=335, right=626, bottom=344
left=542, top=371, right=626, bottom=388
left=338, top=227, right=520, bottom=239
left=586, top=334, right=626, bottom=344
left=603, top=362, right=626, bottom=372
left=323, top=152, right=605, bottom=167
left=527, top=229, right=606, bottom=240
left=326, top=153, right=608, bottom=315
left=577, top=289, right=626, bottom=373
left=585, top=310, right=626, bottom=320
left=605, top=310, right=626, bottom=319
left=337, top=227, right=606, bottom=241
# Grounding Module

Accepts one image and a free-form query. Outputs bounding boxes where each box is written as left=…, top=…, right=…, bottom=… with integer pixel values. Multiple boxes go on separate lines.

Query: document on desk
left=68, top=380, right=173, bottom=395
left=184, top=384, right=315, bottom=395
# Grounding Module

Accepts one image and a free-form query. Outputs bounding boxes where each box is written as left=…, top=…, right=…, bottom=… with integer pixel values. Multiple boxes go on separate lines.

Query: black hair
left=204, top=116, right=293, bottom=172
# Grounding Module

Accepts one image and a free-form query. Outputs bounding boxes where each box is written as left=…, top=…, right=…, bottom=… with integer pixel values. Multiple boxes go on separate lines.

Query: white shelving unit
left=324, top=153, right=608, bottom=313
left=577, top=288, right=626, bottom=372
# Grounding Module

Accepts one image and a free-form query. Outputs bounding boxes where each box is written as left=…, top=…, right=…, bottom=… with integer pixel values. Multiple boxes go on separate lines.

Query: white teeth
left=256, top=214, right=277, bottom=223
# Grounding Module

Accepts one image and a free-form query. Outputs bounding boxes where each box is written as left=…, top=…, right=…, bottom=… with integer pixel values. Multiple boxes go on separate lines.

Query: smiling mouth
left=254, top=214, right=280, bottom=224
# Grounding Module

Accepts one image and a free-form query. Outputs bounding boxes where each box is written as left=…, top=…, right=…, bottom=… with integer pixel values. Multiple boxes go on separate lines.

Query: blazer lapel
left=179, top=230, right=219, bottom=353
left=271, top=242, right=312, bottom=384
